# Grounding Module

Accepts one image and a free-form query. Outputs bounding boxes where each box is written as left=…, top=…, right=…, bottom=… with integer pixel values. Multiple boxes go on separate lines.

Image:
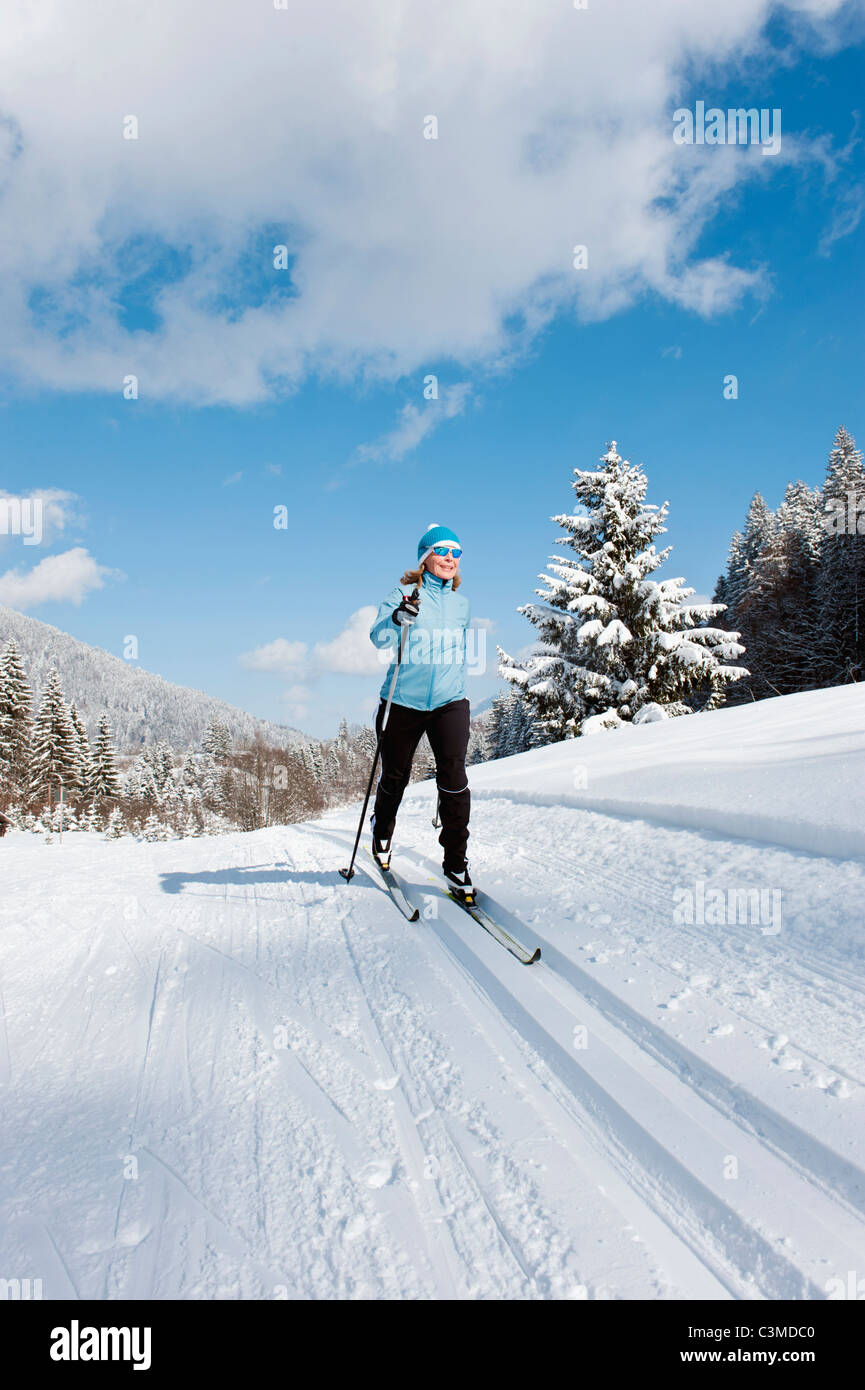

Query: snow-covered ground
left=1, top=685, right=864, bottom=1300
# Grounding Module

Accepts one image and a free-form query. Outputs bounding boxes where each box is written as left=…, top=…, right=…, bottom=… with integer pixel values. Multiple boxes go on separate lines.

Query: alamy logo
left=825, top=1270, right=865, bottom=1299
left=0, top=1277, right=42, bottom=1299
left=377, top=626, right=486, bottom=674
left=673, top=102, right=782, bottom=156
left=0, top=495, right=43, bottom=544
left=822, top=491, right=864, bottom=535
left=49, top=1321, right=152, bottom=1371
left=673, top=880, right=781, bottom=935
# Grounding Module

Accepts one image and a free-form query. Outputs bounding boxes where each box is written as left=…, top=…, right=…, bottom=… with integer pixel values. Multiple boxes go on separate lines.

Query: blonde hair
left=400, top=559, right=462, bottom=590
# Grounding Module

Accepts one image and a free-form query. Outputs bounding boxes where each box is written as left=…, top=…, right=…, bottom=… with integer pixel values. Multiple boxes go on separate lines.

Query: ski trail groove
left=315, top=824, right=733, bottom=1296
left=529, top=932, right=865, bottom=1220
left=109, top=947, right=165, bottom=1269
left=334, top=911, right=464, bottom=1298
left=396, top=842, right=865, bottom=1297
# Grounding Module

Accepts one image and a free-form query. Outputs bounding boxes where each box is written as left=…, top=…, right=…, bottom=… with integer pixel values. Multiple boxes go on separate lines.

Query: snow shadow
left=159, top=865, right=348, bottom=896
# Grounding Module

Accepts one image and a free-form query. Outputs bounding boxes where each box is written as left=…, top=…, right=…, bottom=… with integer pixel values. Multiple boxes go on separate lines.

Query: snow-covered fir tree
left=200, top=752, right=230, bottom=815
left=817, top=425, right=865, bottom=684
left=714, top=427, right=865, bottom=701
left=336, top=719, right=358, bottom=778
left=142, top=811, right=172, bottom=842
left=354, top=726, right=377, bottom=763
left=82, top=802, right=105, bottom=833
left=29, top=669, right=82, bottom=802
left=124, top=754, right=160, bottom=803
left=487, top=690, right=540, bottom=759
left=308, top=740, right=326, bottom=784
left=745, top=481, right=824, bottom=696
left=178, top=750, right=201, bottom=790
left=721, top=493, right=775, bottom=617
left=68, top=702, right=94, bottom=799
left=414, top=733, right=437, bottom=782
left=0, top=638, right=34, bottom=806
left=90, top=715, right=121, bottom=799
left=49, top=802, right=77, bottom=834
left=156, top=742, right=176, bottom=792
left=498, top=441, right=748, bottom=737
left=202, top=719, right=232, bottom=761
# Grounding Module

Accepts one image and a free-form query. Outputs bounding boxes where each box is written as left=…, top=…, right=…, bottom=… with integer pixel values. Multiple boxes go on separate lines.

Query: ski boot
left=370, top=814, right=392, bottom=871
left=443, top=860, right=475, bottom=906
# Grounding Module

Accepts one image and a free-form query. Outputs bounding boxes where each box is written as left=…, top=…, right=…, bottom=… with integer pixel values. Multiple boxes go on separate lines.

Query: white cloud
left=241, top=604, right=388, bottom=685
left=240, top=637, right=308, bottom=672
left=0, top=547, right=117, bottom=608
left=222, top=471, right=243, bottom=486
left=353, top=383, right=472, bottom=465
left=0, top=0, right=852, bottom=405
left=0, top=489, right=81, bottom=550
left=312, top=606, right=383, bottom=675
left=817, top=182, right=865, bottom=255
left=471, top=617, right=496, bottom=632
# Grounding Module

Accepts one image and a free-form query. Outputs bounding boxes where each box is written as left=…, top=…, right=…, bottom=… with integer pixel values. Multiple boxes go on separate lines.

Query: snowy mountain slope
left=0, top=605, right=308, bottom=751
left=474, top=684, right=865, bottom=862
left=0, top=685, right=863, bottom=1300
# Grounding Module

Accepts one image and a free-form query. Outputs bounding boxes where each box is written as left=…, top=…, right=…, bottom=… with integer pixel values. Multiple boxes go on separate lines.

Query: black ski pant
left=371, top=697, right=471, bottom=870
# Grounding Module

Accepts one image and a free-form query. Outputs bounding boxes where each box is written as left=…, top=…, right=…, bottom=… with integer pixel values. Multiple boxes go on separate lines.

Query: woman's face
left=425, top=547, right=460, bottom=581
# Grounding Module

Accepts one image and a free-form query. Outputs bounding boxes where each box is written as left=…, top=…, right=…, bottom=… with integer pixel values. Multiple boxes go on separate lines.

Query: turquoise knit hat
left=417, top=522, right=462, bottom=564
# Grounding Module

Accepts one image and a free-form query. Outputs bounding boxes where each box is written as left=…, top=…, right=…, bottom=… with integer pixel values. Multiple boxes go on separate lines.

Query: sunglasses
left=431, top=545, right=462, bottom=558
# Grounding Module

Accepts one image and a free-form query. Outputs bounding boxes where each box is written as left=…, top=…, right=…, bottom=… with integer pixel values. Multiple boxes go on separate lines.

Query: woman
left=368, top=523, right=473, bottom=899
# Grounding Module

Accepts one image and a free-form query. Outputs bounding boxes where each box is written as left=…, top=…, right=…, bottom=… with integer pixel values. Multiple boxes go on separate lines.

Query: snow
left=475, top=683, right=865, bottom=861
left=1, top=683, right=864, bottom=1299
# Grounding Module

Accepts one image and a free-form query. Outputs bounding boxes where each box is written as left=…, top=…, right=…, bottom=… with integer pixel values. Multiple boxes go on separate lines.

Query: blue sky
left=1, top=1, right=863, bottom=739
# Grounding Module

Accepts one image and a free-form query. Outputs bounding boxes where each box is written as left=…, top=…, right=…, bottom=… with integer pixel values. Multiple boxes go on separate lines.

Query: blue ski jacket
left=369, top=568, right=471, bottom=711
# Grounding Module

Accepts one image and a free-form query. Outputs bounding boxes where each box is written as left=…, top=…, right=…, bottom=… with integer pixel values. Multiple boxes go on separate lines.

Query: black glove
left=392, top=592, right=420, bottom=626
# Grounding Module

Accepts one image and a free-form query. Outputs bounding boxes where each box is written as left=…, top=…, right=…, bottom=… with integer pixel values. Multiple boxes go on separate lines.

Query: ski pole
left=339, top=586, right=419, bottom=883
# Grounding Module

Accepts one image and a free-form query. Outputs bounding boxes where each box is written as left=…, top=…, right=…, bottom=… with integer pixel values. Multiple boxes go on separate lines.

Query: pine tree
left=0, top=639, right=34, bottom=806
left=354, top=726, right=377, bottom=763
left=29, top=669, right=81, bottom=802
left=125, top=756, right=160, bottom=803
left=498, top=441, right=748, bottom=737
left=724, top=494, right=774, bottom=615
left=487, top=692, right=508, bottom=759
left=487, top=690, right=538, bottom=759
left=202, top=719, right=232, bottom=761
left=200, top=753, right=230, bottom=814
left=712, top=425, right=865, bottom=702
left=84, top=802, right=106, bottom=832
left=817, top=425, right=865, bottom=684
left=414, top=733, right=437, bottom=781
left=142, top=811, right=170, bottom=842
left=745, top=481, right=824, bottom=695
left=91, top=715, right=121, bottom=799
left=68, top=702, right=94, bottom=799
left=50, top=802, right=78, bottom=834
left=310, top=741, right=325, bottom=783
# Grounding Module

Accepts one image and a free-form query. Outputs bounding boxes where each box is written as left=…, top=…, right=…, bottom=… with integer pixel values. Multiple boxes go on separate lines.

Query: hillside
left=0, top=605, right=308, bottom=752
left=0, top=683, right=862, bottom=1298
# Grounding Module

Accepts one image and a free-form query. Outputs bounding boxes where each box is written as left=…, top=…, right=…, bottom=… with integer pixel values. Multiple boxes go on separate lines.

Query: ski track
left=1, top=787, right=863, bottom=1300
left=367, top=839, right=861, bottom=1299
left=477, top=804, right=865, bottom=1085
